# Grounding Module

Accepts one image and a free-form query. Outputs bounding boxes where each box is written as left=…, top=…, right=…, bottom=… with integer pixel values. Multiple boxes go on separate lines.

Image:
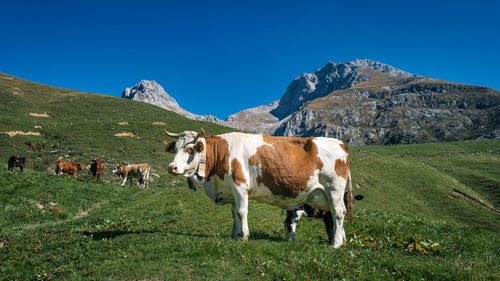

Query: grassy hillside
left=1, top=169, right=498, bottom=280
left=1, top=72, right=499, bottom=280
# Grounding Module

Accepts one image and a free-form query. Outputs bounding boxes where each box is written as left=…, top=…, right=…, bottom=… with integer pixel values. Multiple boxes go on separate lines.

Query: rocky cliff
left=274, top=69, right=500, bottom=144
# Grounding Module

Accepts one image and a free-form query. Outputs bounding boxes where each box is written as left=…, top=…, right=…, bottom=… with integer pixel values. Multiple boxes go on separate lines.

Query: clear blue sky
left=1, top=0, right=499, bottom=119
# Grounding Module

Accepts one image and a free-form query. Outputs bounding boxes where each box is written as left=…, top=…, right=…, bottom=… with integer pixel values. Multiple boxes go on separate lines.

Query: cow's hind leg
left=330, top=189, right=346, bottom=248
left=284, top=209, right=303, bottom=241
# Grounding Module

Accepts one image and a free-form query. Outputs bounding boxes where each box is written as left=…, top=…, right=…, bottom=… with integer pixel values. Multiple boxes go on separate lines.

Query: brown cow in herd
left=112, top=163, right=150, bottom=188
left=90, top=159, right=105, bottom=180
left=56, top=158, right=84, bottom=178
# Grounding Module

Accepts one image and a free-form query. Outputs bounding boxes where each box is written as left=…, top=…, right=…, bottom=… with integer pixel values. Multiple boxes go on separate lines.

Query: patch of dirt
left=0, top=76, right=13, bottom=80
left=3, top=131, right=41, bottom=137
left=29, top=112, right=51, bottom=118
left=450, top=189, right=499, bottom=214
left=11, top=91, right=22, bottom=95
left=114, top=131, right=141, bottom=138
left=152, top=122, right=166, bottom=125
left=118, top=122, right=130, bottom=125
left=34, top=125, right=43, bottom=128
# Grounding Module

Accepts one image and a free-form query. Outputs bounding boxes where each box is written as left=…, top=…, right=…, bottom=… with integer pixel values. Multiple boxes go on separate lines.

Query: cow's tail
left=346, top=169, right=354, bottom=223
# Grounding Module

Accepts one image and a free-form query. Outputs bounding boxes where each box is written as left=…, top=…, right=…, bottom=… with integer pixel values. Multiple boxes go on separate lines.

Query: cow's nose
left=168, top=165, right=178, bottom=174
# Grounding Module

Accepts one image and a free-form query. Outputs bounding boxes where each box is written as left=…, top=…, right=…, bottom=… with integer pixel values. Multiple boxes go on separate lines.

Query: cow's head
left=112, top=164, right=124, bottom=175
left=164, top=128, right=206, bottom=190
left=78, top=163, right=84, bottom=171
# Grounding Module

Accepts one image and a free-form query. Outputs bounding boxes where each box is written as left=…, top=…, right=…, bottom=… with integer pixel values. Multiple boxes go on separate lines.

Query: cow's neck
left=204, top=136, right=230, bottom=181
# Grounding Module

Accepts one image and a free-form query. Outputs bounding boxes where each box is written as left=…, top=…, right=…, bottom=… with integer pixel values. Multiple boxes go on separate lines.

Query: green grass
left=1, top=72, right=499, bottom=280
left=0, top=170, right=498, bottom=280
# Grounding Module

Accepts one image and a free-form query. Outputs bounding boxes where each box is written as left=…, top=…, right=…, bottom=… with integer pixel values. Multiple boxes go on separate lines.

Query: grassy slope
left=1, top=72, right=499, bottom=280
left=1, top=170, right=498, bottom=280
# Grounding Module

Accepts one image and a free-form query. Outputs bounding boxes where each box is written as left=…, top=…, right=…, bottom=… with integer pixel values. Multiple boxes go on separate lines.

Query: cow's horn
left=164, top=129, right=179, bottom=138
left=197, top=127, right=205, bottom=138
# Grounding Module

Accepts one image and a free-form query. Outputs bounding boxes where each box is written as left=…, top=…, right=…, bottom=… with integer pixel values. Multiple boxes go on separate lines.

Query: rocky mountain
left=224, top=100, right=284, bottom=134
left=121, top=60, right=500, bottom=145
left=121, top=80, right=223, bottom=124
left=228, top=59, right=500, bottom=145
left=270, top=59, right=416, bottom=119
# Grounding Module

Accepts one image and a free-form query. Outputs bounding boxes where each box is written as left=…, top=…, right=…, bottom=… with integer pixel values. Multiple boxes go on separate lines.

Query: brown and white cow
left=112, top=163, right=150, bottom=188
left=90, top=159, right=105, bottom=180
left=56, top=158, right=84, bottom=178
left=164, top=128, right=353, bottom=248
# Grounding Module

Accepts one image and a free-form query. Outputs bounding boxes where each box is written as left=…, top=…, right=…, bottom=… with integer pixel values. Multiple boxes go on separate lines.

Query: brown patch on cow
left=248, top=135, right=323, bottom=198
left=204, top=136, right=230, bottom=180
left=152, top=121, right=166, bottom=125
left=231, top=159, right=247, bottom=186
left=335, top=157, right=349, bottom=180
left=340, top=143, right=349, bottom=153
left=114, top=132, right=141, bottom=138
left=118, top=122, right=130, bottom=125
left=195, top=140, right=204, bottom=153
left=165, top=141, right=176, bottom=153
left=3, top=131, right=41, bottom=137
left=29, top=112, right=51, bottom=118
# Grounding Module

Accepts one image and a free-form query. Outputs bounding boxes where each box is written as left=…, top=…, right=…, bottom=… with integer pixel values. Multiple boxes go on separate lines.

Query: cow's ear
left=195, top=140, right=204, bottom=153
left=164, top=141, right=176, bottom=153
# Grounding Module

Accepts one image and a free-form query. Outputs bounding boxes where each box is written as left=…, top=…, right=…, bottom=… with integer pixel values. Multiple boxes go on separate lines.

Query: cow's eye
left=186, top=146, right=194, bottom=155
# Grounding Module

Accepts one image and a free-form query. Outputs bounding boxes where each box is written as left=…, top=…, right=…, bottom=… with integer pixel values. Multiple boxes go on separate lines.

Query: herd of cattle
left=6, top=128, right=363, bottom=247
left=8, top=156, right=151, bottom=187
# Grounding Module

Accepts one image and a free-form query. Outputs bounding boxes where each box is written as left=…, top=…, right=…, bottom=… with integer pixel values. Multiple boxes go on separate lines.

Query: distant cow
left=90, top=159, right=105, bottom=180
left=8, top=156, right=26, bottom=173
left=56, top=158, right=84, bottom=178
left=284, top=192, right=364, bottom=242
left=112, top=163, right=150, bottom=188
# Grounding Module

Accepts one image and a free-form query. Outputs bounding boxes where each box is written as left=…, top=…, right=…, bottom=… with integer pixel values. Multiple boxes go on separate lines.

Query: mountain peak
left=349, top=59, right=417, bottom=77
left=121, top=80, right=224, bottom=125
left=270, top=59, right=418, bottom=119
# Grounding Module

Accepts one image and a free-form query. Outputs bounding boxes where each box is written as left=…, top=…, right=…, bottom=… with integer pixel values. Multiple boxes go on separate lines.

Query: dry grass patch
left=34, top=125, right=43, bottom=128
left=114, top=131, right=141, bottom=138
left=3, top=131, right=41, bottom=137
left=152, top=121, right=166, bottom=125
left=118, top=122, right=130, bottom=125
left=29, top=112, right=51, bottom=118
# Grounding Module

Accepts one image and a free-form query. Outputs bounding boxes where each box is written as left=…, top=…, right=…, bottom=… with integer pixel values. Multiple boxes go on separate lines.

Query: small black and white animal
left=8, top=155, right=27, bottom=173
left=284, top=192, right=364, bottom=242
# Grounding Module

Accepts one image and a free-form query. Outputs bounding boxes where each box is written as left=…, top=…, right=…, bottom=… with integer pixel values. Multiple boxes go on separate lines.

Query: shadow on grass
left=81, top=230, right=157, bottom=240
left=164, top=230, right=285, bottom=243
left=80, top=229, right=285, bottom=243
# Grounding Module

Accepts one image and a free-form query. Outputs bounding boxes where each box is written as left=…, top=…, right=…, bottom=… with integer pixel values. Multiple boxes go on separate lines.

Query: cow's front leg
left=231, top=203, right=242, bottom=239
left=323, top=211, right=334, bottom=244
left=232, top=189, right=249, bottom=240
left=121, top=177, right=127, bottom=186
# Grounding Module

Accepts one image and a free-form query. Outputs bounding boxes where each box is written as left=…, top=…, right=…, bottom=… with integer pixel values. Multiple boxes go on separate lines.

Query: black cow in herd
left=8, top=155, right=27, bottom=173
